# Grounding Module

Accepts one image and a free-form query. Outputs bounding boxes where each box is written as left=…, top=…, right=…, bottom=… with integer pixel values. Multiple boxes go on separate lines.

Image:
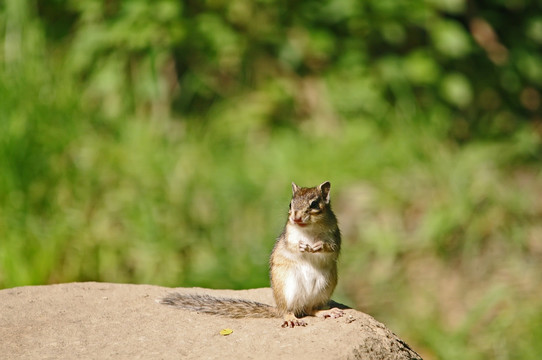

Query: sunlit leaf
left=220, top=328, right=233, bottom=336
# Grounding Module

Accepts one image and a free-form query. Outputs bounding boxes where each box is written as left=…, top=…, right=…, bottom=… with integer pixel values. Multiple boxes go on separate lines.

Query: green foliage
left=1, top=0, right=542, bottom=359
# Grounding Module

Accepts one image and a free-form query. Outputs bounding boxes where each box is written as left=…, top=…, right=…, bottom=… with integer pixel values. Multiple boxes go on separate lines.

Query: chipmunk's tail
left=158, top=293, right=279, bottom=318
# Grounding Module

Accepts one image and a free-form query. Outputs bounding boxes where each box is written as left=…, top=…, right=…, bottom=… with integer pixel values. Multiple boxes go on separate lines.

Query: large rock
left=0, top=282, right=421, bottom=359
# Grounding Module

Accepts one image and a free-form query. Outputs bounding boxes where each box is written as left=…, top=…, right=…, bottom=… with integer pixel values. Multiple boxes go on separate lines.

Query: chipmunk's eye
left=309, top=199, right=320, bottom=210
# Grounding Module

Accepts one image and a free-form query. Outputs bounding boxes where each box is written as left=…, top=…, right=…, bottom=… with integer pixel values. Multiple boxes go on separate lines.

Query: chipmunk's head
left=288, top=181, right=332, bottom=227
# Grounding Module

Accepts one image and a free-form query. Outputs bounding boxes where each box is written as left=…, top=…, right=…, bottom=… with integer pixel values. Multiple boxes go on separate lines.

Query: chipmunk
left=159, top=181, right=343, bottom=328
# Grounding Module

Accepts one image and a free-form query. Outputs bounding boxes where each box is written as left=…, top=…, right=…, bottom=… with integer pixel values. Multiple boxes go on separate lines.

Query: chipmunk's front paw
left=299, top=241, right=311, bottom=253
left=299, top=241, right=324, bottom=253
left=310, top=241, right=324, bottom=252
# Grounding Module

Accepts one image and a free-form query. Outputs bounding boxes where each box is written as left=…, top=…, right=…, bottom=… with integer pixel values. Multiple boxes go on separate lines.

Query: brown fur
left=159, top=293, right=278, bottom=318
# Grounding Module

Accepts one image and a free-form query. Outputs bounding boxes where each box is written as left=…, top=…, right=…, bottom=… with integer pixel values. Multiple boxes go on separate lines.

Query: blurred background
left=1, top=0, right=542, bottom=358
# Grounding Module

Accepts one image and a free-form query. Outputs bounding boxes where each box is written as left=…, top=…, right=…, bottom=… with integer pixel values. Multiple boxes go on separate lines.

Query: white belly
left=283, top=258, right=331, bottom=313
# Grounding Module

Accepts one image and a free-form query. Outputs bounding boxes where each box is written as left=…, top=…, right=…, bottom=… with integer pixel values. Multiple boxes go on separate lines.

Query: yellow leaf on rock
left=220, top=328, right=233, bottom=336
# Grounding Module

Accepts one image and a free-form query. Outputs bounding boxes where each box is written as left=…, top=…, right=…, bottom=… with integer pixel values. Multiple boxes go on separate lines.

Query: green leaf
left=431, top=20, right=471, bottom=58
left=440, top=73, right=473, bottom=108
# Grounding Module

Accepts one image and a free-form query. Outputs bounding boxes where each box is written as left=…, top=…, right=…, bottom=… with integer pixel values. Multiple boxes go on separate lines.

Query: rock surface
left=0, top=282, right=421, bottom=359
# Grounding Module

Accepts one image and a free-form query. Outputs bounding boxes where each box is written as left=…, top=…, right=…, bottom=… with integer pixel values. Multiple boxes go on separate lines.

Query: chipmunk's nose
left=291, top=212, right=306, bottom=226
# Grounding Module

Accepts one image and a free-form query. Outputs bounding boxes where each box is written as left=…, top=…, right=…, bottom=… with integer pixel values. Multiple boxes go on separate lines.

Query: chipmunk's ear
left=292, top=182, right=300, bottom=195
left=319, top=181, right=331, bottom=204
